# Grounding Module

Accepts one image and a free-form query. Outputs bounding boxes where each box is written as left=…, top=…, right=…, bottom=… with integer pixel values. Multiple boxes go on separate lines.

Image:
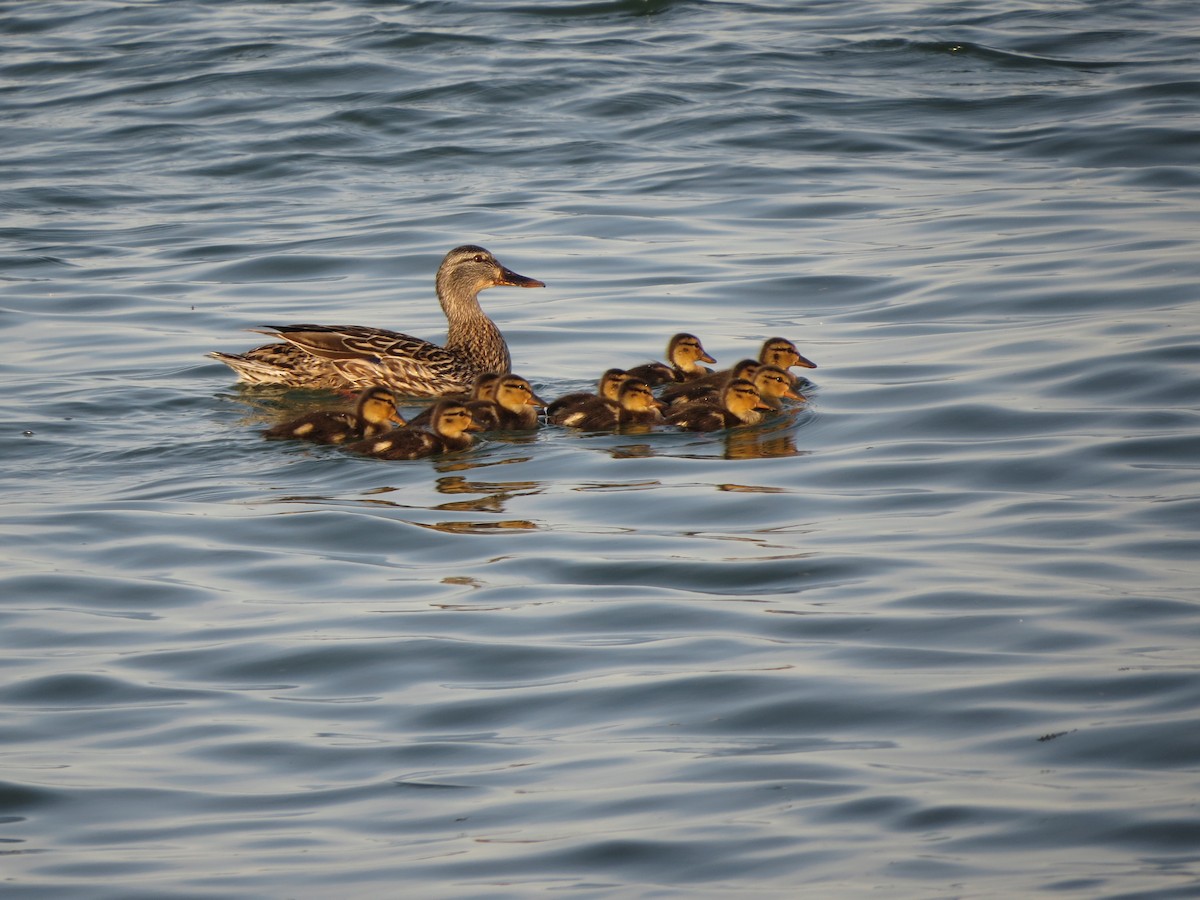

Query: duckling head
left=358, top=386, right=405, bottom=426
left=471, top=372, right=501, bottom=402
left=494, top=374, right=547, bottom=412
left=432, top=401, right=481, bottom=439
left=752, top=365, right=805, bottom=403
left=617, top=378, right=661, bottom=413
left=727, top=358, right=761, bottom=382
left=667, top=333, right=717, bottom=371
left=598, top=368, right=629, bottom=402
left=760, top=337, right=817, bottom=370
left=722, top=378, right=770, bottom=423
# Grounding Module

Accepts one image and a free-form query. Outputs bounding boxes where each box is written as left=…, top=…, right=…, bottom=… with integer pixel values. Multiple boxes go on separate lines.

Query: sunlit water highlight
left=2, top=1, right=1199, bottom=897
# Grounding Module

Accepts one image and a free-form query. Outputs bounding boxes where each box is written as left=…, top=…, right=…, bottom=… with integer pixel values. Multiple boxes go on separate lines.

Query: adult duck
left=346, top=400, right=480, bottom=460
left=262, top=385, right=404, bottom=444
left=209, top=245, right=545, bottom=397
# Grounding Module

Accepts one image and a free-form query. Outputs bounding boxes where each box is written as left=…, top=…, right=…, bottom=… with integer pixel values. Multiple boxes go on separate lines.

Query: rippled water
left=3, top=1, right=1200, bottom=897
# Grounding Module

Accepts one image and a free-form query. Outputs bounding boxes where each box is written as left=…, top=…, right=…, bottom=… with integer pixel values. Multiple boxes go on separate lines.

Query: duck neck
left=439, top=278, right=511, bottom=374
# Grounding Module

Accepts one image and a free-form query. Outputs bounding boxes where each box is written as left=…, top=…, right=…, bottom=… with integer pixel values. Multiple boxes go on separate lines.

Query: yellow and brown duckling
left=658, top=357, right=761, bottom=407
left=614, top=377, right=665, bottom=427
left=665, top=378, right=770, bottom=432
left=760, top=337, right=817, bottom=373
left=210, top=245, right=546, bottom=397
left=625, top=333, right=717, bottom=386
left=407, top=370, right=500, bottom=429
left=346, top=400, right=480, bottom=459
left=547, top=368, right=629, bottom=426
left=554, top=377, right=664, bottom=431
left=262, top=385, right=404, bottom=444
left=472, top=373, right=546, bottom=431
left=751, top=364, right=806, bottom=409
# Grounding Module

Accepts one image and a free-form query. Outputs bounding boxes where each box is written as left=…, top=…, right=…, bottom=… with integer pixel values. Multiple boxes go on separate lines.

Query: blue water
left=3, top=1, right=1200, bottom=897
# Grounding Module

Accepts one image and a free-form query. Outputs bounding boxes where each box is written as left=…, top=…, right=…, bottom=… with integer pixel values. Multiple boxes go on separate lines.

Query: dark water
left=3, top=1, right=1200, bottom=897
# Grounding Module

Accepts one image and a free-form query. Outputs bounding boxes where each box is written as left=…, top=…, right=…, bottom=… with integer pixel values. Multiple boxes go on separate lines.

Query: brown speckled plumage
left=210, top=246, right=545, bottom=397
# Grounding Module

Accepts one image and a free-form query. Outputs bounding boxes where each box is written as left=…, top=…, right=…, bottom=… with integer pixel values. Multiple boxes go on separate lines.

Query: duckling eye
left=472, top=254, right=486, bottom=263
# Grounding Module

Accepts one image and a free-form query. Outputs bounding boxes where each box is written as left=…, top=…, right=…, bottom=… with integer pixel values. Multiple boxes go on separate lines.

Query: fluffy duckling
left=552, top=377, right=663, bottom=431
left=346, top=400, right=480, bottom=459
left=665, top=378, right=770, bottom=432
left=547, top=368, right=629, bottom=426
left=759, top=337, right=817, bottom=372
left=475, top=374, right=546, bottom=431
left=262, top=385, right=403, bottom=444
left=659, top=358, right=761, bottom=407
left=615, top=378, right=665, bottom=427
left=625, top=333, right=716, bottom=386
left=751, top=364, right=806, bottom=409
left=407, top=371, right=500, bottom=428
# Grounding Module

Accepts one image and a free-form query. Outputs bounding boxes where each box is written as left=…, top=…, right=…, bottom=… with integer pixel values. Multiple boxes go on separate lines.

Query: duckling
left=210, top=245, right=546, bottom=396
left=547, top=368, right=628, bottom=426
left=346, top=400, right=480, bottom=459
left=625, top=333, right=716, bottom=386
left=665, top=378, right=770, bottom=432
left=659, top=358, right=761, bottom=407
left=615, top=378, right=665, bottom=427
left=474, top=374, right=546, bottom=431
left=751, top=364, right=806, bottom=409
left=407, top=371, right=500, bottom=429
left=262, top=385, right=404, bottom=444
left=554, top=377, right=663, bottom=431
left=759, top=337, right=817, bottom=372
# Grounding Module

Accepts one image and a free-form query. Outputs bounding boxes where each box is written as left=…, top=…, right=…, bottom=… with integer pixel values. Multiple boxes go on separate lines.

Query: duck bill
left=700, top=350, right=717, bottom=364
left=782, top=387, right=804, bottom=401
left=794, top=352, right=818, bottom=369
left=497, top=266, right=545, bottom=288
left=528, top=391, right=549, bottom=408
left=388, top=410, right=407, bottom=425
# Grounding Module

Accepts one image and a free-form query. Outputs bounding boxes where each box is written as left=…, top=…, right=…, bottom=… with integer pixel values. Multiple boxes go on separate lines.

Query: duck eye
left=472, top=254, right=486, bottom=263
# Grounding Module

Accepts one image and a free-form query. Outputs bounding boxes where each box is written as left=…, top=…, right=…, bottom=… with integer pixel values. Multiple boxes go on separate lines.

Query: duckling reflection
left=432, top=474, right=543, bottom=514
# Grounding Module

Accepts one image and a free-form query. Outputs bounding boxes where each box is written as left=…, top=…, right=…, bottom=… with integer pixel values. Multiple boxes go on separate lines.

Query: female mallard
left=625, top=333, right=716, bottom=386
left=665, top=378, right=770, bottom=432
left=209, top=245, right=545, bottom=397
left=263, top=385, right=404, bottom=444
left=547, top=368, right=628, bottom=426
left=346, top=400, right=480, bottom=460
